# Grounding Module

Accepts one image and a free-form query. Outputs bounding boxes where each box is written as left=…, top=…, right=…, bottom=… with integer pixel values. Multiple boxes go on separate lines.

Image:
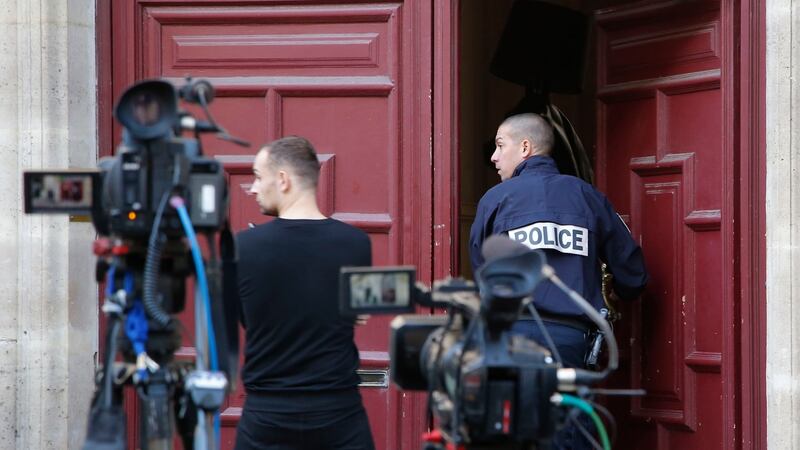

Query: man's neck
left=278, top=192, right=326, bottom=220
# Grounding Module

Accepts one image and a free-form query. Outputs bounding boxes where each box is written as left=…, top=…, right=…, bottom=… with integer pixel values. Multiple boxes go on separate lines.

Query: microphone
left=179, top=79, right=215, bottom=105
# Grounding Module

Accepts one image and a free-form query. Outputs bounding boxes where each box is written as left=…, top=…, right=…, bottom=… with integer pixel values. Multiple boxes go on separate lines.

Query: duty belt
left=519, top=311, right=593, bottom=333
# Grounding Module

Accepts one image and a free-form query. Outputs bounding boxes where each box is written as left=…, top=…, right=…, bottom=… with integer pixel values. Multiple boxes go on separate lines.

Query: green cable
left=556, top=393, right=611, bottom=450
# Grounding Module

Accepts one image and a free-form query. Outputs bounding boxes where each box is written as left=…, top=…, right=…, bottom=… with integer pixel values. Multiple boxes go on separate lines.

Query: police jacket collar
left=512, top=155, right=559, bottom=178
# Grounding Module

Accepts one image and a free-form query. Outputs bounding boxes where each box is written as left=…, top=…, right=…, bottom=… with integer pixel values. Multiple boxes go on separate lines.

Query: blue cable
left=105, top=266, right=116, bottom=297
left=170, top=197, right=219, bottom=371
left=124, top=272, right=135, bottom=297
left=169, top=196, right=221, bottom=444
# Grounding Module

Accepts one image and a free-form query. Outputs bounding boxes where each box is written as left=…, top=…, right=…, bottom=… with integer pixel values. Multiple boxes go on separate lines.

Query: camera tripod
left=83, top=199, right=239, bottom=450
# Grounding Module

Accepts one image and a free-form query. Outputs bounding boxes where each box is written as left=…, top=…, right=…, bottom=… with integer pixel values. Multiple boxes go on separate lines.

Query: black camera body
left=95, top=137, right=226, bottom=237
left=393, top=312, right=559, bottom=446
left=341, top=236, right=631, bottom=449
left=24, top=79, right=232, bottom=359
left=24, top=78, right=229, bottom=239
left=342, top=246, right=567, bottom=448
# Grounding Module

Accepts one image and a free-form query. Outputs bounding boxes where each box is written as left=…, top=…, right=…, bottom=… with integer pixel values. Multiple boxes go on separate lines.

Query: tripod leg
left=176, top=387, right=197, bottom=449
left=193, top=411, right=207, bottom=450
left=138, top=370, right=174, bottom=450
left=82, top=386, right=127, bottom=450
left=83, top=317, right=127, bottom=450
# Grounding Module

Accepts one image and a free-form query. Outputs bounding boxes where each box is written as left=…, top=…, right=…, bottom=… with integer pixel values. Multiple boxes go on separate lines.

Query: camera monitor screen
left=23, top=171, right=99, bottom=214
left=340, top=266, right=416, bottom=316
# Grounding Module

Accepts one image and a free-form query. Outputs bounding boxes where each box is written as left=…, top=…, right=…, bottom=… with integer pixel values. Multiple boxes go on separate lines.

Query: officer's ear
left=521, top=138, right=534, bottom=158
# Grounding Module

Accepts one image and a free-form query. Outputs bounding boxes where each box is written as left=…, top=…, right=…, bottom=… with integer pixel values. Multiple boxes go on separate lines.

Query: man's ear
left=521, top=138, right=534, bottom=158
left=277, top=170, right=291, bottom=193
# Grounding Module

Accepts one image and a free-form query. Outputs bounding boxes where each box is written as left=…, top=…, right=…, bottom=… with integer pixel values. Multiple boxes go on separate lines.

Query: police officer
left=469, top=113, right=648, bottom=449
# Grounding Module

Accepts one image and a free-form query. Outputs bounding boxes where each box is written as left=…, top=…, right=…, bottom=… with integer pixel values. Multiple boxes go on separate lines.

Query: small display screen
left=24, top=171, right=98, bottom=214
left=340, top=266, right=416, bottom=316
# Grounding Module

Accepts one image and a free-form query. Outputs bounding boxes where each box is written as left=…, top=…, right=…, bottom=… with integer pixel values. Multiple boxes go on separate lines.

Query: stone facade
left=766, top=0, right=800, bottom=448
left=0, top=1, right=98, bottom=449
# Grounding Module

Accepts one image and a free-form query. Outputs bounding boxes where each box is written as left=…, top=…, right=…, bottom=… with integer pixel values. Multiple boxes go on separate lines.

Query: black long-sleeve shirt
left=236, top=218, right=371, bottom=413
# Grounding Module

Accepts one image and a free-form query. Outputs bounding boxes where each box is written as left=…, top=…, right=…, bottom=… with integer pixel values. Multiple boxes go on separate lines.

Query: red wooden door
left=594, top=1, right=737, bottom=448
left=107, top=1, right=433, bottom=448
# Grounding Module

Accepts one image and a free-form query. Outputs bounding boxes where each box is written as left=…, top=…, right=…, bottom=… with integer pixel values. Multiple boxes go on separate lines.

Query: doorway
left=457, top=1, right=748, bottom=449
left=458, top=0, right=600, bottom=279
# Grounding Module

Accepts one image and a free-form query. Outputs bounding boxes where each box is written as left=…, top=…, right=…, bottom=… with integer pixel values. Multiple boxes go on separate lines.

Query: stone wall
left=766, top=0, right=800, bottom=448
left=0, top=1, right=97, bottom=449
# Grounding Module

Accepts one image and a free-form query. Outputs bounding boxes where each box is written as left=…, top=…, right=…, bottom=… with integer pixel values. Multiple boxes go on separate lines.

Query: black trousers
left=234, top=406, right=375, bottom=450
left=511, top=319, right=593, bottom=450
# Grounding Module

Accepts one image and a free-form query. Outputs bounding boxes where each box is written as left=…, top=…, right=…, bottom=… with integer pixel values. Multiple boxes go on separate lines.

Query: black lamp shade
left=490, top=0, right=589, bottom=94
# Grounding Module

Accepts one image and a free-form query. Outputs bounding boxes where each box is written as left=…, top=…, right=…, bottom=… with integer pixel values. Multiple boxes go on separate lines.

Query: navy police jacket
left=469, top=156, right=648, bottom=321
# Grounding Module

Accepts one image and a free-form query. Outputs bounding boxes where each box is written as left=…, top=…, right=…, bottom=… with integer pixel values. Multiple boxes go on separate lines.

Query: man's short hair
left=262, top=136, right=321, bottom=189
left=501, top=113, right=555, bottom=155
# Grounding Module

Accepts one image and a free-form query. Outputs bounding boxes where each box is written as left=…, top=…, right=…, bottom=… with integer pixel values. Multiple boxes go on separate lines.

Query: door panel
left=111, top=1, right=433, bottom=449
left=595, top=1, right=729, bottom=448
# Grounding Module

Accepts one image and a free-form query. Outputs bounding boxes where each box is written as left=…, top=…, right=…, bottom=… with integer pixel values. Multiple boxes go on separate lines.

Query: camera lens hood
left=477, top=249, right=545, bottom=300
left=477, top=235, right=546, bottom=300
left=114, top=79, right=178, bottom=140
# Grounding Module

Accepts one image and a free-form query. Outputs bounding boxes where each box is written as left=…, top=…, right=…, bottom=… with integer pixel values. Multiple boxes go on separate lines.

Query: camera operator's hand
left=356, top=315, right=371, bottom=326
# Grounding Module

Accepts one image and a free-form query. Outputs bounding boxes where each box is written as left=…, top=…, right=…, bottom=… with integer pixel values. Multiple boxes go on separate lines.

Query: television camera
left=341, top=236, right=629, bottom=450
left=23, top=78, right=248, bottom=450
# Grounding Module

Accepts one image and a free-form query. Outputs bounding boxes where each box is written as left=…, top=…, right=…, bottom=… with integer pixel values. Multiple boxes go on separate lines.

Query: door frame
left=731, top=0, right=767, bottom=447
left=433, top=0, right=459, bottom=281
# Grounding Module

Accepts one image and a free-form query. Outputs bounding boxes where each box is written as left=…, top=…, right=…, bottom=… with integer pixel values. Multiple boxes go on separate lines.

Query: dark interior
left=458, top=0, right=631, bottom=278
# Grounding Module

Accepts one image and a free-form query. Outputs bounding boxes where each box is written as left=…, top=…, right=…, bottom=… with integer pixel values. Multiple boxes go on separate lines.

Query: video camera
left=341, top=236, right=622, bottom=450
left=23, top=78, right=246, bottom=450
left=24, top=78, right=228, bottom=235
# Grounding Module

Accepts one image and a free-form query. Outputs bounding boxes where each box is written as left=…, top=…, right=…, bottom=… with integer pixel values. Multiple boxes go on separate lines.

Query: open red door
left=594, top=1, right=739, bottom=448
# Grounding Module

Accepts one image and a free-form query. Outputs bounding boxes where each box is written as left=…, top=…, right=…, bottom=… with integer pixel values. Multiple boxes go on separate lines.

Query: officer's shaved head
left=500, top=113, right=554, bottom=155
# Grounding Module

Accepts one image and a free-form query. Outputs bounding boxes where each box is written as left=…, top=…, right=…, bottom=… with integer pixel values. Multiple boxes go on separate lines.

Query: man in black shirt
left=235, top=136, right=375, bottom=450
